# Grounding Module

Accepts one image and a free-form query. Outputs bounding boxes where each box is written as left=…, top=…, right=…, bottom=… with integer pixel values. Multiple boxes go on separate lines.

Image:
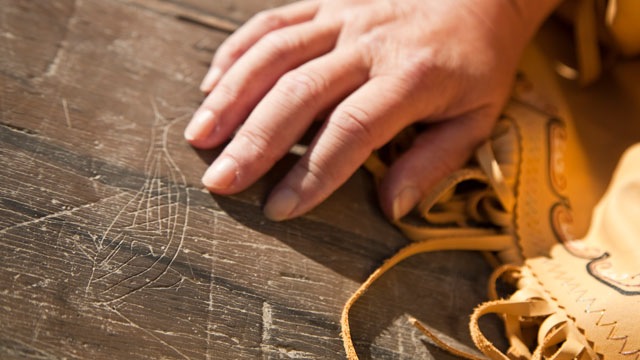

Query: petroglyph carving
left=82, top=99, right=190, bottom=303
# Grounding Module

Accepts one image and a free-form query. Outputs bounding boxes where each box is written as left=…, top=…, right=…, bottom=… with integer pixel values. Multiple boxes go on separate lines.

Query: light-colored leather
left=606, top=0, right=640, bottom=56
left=470, top=34, right=640, bottom=358
left=341, top=5, right=640, bottom=359
left=526, top=144, right=640, bottom=358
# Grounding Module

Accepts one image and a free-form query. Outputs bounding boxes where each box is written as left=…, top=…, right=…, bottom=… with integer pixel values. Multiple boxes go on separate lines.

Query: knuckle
left=276, top=70, right=326, bottom=106
left=260, top=30, right=296, bottom=57
left=436, top=154, right=460, bottom=179
left=217, top=39, right=244, bottom=63
left=355, top=28, right=385, bottom=51
left=339, top=8, right=357, bottom=24
left=214, top=81, right=239, bottom=103
left=331, top=105, right=375, bottom=146
left=237, top=126, right=274, bottom=160
left=253, top=10, right=286, bottom=31
left=400, top=53, right=438, bottom=81
left=294, top=155, right=335, bottom=188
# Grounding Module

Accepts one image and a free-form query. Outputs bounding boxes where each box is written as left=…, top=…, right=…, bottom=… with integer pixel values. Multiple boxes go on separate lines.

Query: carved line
left=84, top=99, right=190, bottom=304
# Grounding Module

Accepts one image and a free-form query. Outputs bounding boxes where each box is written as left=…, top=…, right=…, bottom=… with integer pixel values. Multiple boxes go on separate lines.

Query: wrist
left=478, top=0, right=563, bottom=67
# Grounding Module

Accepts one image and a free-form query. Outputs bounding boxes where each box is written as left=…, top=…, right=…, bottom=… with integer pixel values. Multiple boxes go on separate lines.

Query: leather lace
left=340, top=120, right=599, bottom=359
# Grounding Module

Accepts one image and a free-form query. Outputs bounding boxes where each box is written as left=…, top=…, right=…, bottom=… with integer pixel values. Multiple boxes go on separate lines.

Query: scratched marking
left=104, top=304, right=190, bottom=359
left=77, top=99, right=191, bottom=304
left=61, top=98, right=72, bottom=128
left=205, top=216, right=218, bottom=360
left=262, top=301, right=272, bottom=344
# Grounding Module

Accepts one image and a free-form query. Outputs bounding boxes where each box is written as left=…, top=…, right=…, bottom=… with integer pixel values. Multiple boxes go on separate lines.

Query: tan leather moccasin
left=341, top=42, right=640, bottom=360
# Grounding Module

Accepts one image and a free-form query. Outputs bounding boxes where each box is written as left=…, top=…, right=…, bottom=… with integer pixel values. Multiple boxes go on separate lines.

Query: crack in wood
left=175, top=15, right=237, bottom=33
left=119, top=0, right=239, bottom=33
left=205, top=210, right=219, bottom=360
left=0, top=122, right=39, bottom=136
left=39, top=0, right=78, bottom=83
left=61, top=98, right=72, bottom=129
left=261, top=301, right=272, bottom=344
left=42, top=41, right=66, bottom=79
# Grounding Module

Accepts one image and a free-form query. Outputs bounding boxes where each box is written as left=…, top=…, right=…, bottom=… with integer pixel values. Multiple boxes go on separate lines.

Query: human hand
left=185, top=0, right=560, bottom=221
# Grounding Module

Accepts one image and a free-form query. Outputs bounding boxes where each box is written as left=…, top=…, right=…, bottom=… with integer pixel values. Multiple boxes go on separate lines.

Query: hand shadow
left=193, top=137, right=410, bottom=283
left=191, top=137, right=507, bottom=357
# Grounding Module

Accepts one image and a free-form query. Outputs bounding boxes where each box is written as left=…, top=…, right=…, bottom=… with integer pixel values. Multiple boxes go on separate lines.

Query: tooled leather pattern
left=545, top=118, right=605, bottom=259
left=545, top=116, right=640, bottom=295
left=508, top=97, right=639, bottom=357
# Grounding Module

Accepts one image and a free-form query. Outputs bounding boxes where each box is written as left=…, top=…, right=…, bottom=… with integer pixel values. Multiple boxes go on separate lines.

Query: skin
left=185, top=0, right=562, bottom=221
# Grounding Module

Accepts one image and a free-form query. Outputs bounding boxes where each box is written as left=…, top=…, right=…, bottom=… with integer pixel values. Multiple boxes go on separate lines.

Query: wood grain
left=0, top=0, right=503, bottom=358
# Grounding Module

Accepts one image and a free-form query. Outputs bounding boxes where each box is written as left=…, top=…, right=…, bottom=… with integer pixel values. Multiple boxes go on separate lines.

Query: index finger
left=201, top=0, right=321, bottom=92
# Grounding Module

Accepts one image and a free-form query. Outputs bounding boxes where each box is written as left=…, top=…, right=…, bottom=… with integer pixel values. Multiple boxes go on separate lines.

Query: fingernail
left=392, top=186, right=420, bottom=220
left=202, top=157, right=237, bottom=190
left=200, top=67, right=222, bottom=93
left=264, top=187, right=300, bottom=222
left=184, top=109, right=215, bottom=141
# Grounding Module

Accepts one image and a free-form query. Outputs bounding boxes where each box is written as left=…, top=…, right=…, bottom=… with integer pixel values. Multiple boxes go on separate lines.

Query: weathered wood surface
left=0, top=1, right=503, bottom=358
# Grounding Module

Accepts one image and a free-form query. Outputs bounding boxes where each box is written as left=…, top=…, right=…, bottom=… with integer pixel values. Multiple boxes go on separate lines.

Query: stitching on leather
left=531, top=259, right=640, bottom=358
left=524, top=262, right=602, bottom=358
left=519, top=108, right=639, bottom=357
